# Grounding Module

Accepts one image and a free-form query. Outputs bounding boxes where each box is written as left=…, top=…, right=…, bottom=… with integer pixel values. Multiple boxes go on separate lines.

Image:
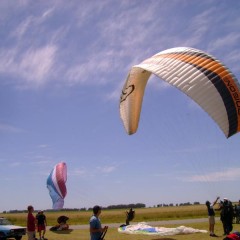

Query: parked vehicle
left=0, top=217, right=26, bottom=240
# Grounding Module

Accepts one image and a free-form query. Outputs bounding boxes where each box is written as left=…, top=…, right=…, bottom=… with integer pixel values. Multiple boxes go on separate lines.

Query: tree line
left=2, top=202, right=201, bottom=213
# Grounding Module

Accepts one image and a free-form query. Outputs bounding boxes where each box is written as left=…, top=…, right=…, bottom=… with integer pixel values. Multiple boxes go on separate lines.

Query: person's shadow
left=50, top=229, right=73, bottom=234
left=152, top=238, right=176, bottom=240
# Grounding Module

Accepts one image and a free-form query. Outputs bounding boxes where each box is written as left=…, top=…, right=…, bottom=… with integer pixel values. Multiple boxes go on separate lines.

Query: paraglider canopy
left=57, top=216, right=69, bottom=224
left=47, top=162, right=67, bottom=209
left=120, top=47, right=240, bottom=138
left=118, top=222, right=207, bottom=236
left=49, top=215, right=70, bottom=231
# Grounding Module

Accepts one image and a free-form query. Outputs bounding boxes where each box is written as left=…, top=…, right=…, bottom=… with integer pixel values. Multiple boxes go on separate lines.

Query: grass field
left=2, top=205, right=213, bottom=225
left=2, top=205, right=240, bottom=240
left=17, top=223, right=240, bottom=240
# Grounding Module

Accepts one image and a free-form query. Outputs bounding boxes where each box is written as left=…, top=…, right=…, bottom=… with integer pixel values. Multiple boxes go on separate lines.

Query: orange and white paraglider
left=120, top=47, right=240, bottom=138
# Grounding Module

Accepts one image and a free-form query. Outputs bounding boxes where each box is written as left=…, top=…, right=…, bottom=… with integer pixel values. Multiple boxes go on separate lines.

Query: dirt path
left=54, top=217, right=217, bottom=230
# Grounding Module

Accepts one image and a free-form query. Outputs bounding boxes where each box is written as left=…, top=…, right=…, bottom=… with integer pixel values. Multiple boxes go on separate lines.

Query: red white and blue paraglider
left=47, top=162, right=67, bottom=209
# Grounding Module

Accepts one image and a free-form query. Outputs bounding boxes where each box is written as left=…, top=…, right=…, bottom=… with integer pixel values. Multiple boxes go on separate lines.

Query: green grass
left=2, top=205, right=213, bottom=226
left=17, top=222, right=240, bottom=240
left=2, top=205, right=240, bottom=240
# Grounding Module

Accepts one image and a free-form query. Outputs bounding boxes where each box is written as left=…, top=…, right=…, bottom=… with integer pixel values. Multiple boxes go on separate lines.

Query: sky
left=0, top=0, right=240, bottom=212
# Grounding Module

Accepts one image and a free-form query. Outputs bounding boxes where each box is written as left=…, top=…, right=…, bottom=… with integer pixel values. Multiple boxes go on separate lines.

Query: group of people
left=206, top=197, right=236, bottom=238
left=27, top=204, right=108, bottom=240
left=27, top=205, right=47, bottom=240
left=27, top=200, right=240, bottom=240
left=27, top=204, right=133, bottom=240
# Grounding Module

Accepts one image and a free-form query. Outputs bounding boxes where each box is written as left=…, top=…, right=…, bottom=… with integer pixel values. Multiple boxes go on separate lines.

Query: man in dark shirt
left=220, top=198, right=234, bottom=235
left=36, top=210, right=47, bottom=240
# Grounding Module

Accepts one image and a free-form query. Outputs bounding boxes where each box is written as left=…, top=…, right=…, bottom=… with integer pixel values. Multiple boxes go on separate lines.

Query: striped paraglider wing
left=120, top=47, right=240, bottom=138
left=47, top=162, right=67, bottom=209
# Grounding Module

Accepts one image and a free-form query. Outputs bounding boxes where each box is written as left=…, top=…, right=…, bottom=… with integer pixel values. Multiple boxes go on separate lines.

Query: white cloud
left=40, top=7, right=55, bottom=21
left=9, top=162, right=21, bottom=167
left=98, top=165, right=117, bottom=173
left=181, top=8, right=216, bottom=47
left=65, top=49, right=125, bottom=86
left=18, top=45, right=57, bottom=87
left=71, top=168, right=87, bottom=177
left=11, top=16, right=33, bottom=39
left=37, top=144, right=49, bottom=149
left=0, top=123, right=24, bottom=133
left=182, top=168, right=240, bottom=182
left=208, top=32, right=240, bottom=52
left=73, top=164, right=118, bottom=177
left=0, top=45, right=57, bottom=88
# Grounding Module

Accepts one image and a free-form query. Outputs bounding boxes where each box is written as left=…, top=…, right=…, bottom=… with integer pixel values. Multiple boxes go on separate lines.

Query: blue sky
left=1, top=0, right=240, bottom=212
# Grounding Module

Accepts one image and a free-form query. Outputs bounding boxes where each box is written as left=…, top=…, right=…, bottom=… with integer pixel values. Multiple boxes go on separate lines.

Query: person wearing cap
left=206, top=197, right=219, bottom=237
left=36, top=210, right=47, bottom=240
left=89, top=205, right=108, bottom=240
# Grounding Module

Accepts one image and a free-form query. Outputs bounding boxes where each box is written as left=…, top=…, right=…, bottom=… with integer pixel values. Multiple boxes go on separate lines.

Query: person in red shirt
left=27, top=205, right=36, bottom=240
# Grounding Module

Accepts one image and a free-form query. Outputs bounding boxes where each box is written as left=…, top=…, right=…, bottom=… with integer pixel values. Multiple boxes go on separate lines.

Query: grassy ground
left=2, top=205, right=214, bottom=226
left=2, top=205, right=240, bottom=240
left=14, top=222, right=240, bottom=240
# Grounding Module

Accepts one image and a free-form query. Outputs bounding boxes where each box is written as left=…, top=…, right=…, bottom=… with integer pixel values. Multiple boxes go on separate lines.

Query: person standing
left=27, top=205, right=36, bottom=240
left=89, top=205, right=108, bottom=240
left=220, top=198, right=234, bottom=235
left=206, top=197, right=219, bottom=237
left=235, top=200, right=240, bottom=223
left=126, top=208, right=135, bottom=225
left=36, top=210, right=47, bottom=239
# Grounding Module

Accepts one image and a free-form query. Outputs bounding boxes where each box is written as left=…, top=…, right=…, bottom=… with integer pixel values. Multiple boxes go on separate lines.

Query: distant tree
left=106, top=203, right=145, bottom=210
left=179, top=202, right=192, bottom=206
